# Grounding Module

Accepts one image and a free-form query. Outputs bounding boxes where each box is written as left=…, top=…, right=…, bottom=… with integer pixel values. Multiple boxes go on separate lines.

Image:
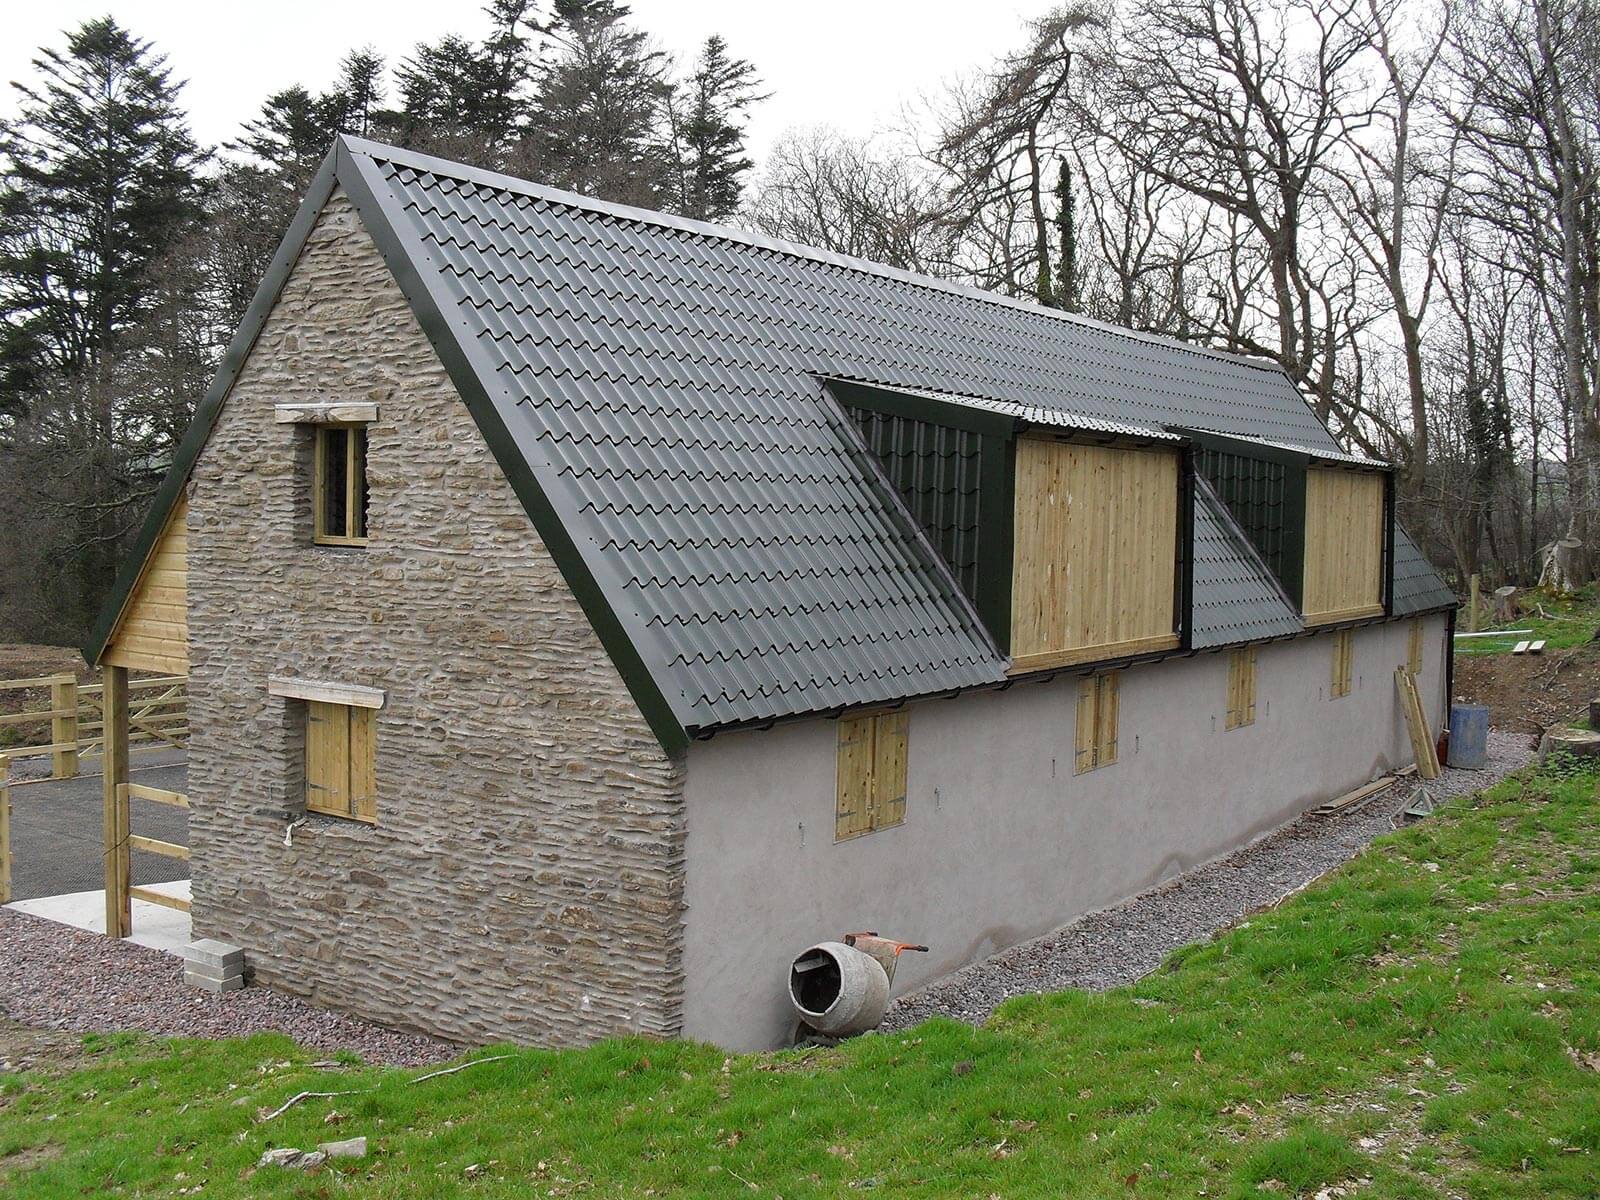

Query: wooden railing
left=0, top=672, right=187, bottom=781
left=79, top=677, right=188, bottom=759
left=0, top=752, right=11, bottom=904
left=111, top=780, right=191, bottom=930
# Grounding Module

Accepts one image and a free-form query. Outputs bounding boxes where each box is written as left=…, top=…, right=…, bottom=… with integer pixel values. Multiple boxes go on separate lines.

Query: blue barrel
left=1448, top=704, right=1489, bottom=769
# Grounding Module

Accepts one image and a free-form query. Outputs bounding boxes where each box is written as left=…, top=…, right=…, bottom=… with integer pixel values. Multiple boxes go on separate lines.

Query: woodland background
left=1, top=0, right=1595, bottom=645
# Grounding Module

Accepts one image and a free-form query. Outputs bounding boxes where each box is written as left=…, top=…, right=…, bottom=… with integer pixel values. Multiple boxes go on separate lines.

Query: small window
left=305, top=700, right=377, bottom=822
left=1330, top=630, right=1354, bottom=699
left=314, top=425, right=369, bottom=545
left=835, top=710, right=909, bottom=840
left=1074, top=673, right=1120, bottom=773
left=1406, top=618, right=1424, bottom=676
left=1226, top=647, right=1257, bottom=729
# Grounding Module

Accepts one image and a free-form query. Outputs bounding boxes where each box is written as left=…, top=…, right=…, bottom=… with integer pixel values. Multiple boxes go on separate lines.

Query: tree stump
left=1491, top=586, right=1520, bottom=624
left=1539, top=537, right=1583, bottom=594
left=1538, top=726, right=1600, bottom=764
left=1589, top=699, right=1600, bottom=732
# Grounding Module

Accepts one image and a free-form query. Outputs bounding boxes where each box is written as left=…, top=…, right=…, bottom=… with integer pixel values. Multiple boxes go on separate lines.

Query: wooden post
left=101, top=665, right=131, bottom=938
left=1, top=755, right=11, bottom=906
left=1468, top=573, right=1480, bottom=632
left=51, top=673, right=78, bottom=779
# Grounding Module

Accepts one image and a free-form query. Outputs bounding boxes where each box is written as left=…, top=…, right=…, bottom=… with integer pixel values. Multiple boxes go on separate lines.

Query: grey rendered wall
left=185, top=190, right=686, bottom=1047
left=680, top=614, right=1449, bottom=1050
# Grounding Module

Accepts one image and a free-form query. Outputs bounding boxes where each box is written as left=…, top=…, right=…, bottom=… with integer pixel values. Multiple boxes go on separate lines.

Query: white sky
left=1, top=1, right=1044, bottom=163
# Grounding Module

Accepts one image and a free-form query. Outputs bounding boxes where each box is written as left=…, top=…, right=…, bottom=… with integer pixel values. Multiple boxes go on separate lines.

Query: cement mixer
left=788, top=932, right=928, bottom=1043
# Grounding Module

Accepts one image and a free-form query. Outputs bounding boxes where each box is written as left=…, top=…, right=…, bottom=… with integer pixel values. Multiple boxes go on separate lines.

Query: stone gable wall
left=184, top=189, right=686, bottom=1046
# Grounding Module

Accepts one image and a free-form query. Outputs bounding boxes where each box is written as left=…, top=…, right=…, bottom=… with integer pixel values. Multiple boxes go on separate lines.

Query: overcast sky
left=1, top=1, right=1043, bottom=164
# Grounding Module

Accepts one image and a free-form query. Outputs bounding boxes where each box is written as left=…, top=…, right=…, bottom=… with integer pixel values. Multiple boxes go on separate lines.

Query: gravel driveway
left=0, top=909, right=456, bottom=1066
left=883, top=729, right=1536, bottom=1031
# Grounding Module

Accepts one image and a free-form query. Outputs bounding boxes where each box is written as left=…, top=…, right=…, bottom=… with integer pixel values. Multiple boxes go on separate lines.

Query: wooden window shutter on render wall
left=1075, top=674, right=1120, bottom=773
left=835, top=711, right=909, bottom=840
left=1226, top=647, right=1257, bottom=730
left=1330, top=631, right=1354, bottom=699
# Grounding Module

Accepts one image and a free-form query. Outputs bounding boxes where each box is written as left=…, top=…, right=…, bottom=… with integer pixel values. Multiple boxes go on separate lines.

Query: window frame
left=834, top=709, right=909, bottom=841
left=313, top=423, right=370, bottom=547
left=304, top=699, right=378, bottom=824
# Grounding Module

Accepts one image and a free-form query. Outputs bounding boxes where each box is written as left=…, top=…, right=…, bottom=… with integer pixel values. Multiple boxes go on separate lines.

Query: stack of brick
left=183, top=938, right=245, bottom=992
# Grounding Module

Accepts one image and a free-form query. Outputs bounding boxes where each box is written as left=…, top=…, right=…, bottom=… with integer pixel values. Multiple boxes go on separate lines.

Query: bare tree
left=1086, top=0, right=1379, bottom=420
left=1330, top=0, right=1459, bottom=493
left=1449, top=0, right=1600, bottom=579
left=743, top=129, right=953, bottom=273
left=931, top=6, right=1101, bottom=305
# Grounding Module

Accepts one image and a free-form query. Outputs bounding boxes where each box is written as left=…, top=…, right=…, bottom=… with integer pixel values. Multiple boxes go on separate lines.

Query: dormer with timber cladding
left=1185, top=429, right=1394, bottom=628
left=837, top=383, right=1416, bottom=677
left=830, top=379, right=1190, bottom=676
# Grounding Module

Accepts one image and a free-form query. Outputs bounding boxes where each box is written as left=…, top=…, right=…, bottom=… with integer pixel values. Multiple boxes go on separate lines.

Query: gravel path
left=884, top=730, right=1537, bottom=1031
left=0, top=909, right=457, bottom=1066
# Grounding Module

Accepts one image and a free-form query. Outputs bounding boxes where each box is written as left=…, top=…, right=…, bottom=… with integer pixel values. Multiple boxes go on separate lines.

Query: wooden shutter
left=305, top=701, right=378, bottom=822
left=1331, top=631, right=1353, bottom=698
left=835, top=715, right=876, bottom=840
left=1242, top=648, right=1257, bottom=725
left=1226, top=647, right=1257, bottom=730
left=1094, top=674, right=1120, bottom=767
left=835, top=711, right=909, bottom=840
left=1075, top=674, right=1121, bottom=773
left=350, top=705, right=377, bottom=822
left=1074, top=677, right=1098, bottom=773
left=306, top=700, right=351, bottom=817
left=873, top=710, right=909, bottom=830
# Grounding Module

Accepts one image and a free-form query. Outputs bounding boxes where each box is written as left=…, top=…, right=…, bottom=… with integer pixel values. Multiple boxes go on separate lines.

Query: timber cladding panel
left=1302, top=468, right=1386, bottom=625
left=103, top=495, right=189, bottom=675
left=184, top=190, right=686, bottom=1047
left=1010, top=438, right=1180, bottom=672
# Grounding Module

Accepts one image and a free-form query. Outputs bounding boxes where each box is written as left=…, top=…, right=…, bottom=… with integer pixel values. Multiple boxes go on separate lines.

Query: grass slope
left=5, top=762, right=1600, bottom=1198
left=1455, top=585, right=1600, bottom=656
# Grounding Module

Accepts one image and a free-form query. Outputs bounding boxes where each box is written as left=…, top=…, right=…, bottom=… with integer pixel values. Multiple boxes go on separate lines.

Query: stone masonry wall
left=184, top=189, right=687, bottom=1046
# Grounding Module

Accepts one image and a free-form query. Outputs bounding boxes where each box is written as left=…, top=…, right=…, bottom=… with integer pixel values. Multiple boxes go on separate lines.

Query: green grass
left=1455, top=585, right=1600, bottom=655
left=6, top=762, right=1600, bottom=1197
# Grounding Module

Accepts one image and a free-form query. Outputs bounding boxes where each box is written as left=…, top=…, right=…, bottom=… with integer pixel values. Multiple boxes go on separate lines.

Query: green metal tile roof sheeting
left=350, top=140, right=1369, bottom=731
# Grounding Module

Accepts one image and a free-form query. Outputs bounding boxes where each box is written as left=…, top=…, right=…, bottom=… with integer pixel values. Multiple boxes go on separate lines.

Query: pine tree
left=0, top=17, right=205, bottom=639
left=232, top=85, right=339, bottom=178
left=0, top=16, right=206, bottom=406
left=390, top=2, right=543, bottom=163
left=527, top=0, right=671, bottom=206
left=327, top=48, right=386, bottom=138
left=665, top=36, right=766, bottom=221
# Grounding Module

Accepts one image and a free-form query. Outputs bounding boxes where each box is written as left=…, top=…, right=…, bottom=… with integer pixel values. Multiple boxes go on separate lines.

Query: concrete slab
left=4, top=880, right=192, bottom=954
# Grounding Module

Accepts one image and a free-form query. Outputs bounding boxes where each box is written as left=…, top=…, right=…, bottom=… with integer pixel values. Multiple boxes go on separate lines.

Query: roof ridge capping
left=337, top=134, right=1292, bottom=380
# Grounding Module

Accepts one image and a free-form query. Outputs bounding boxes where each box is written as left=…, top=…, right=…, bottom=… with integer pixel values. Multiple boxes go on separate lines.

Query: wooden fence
left=0, top=753, right=11, bottom=904
left=107, top=780, right=191, bottom=936
left=0, top=673, right=187, bottom=781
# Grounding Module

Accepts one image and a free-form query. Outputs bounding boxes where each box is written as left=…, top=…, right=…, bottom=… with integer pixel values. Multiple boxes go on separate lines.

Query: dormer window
left=314, top=424, right=370, bottom=546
